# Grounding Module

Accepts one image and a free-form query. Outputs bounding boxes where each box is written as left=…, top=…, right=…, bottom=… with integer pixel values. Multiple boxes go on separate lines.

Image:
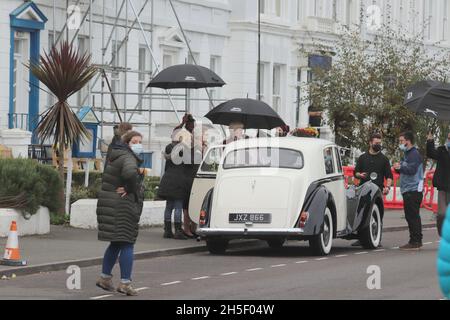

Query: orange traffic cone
left=1, top=221, right=26, bottom=266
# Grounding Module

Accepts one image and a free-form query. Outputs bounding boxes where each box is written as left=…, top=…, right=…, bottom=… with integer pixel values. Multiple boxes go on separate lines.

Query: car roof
left=224, top=137, right=335, bottom=153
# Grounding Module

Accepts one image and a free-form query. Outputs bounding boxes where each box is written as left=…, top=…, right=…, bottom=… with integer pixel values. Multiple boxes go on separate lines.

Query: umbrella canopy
left=147, top=64, right=226, bottom=89
left=403, top=80, right=450, bottom=121
left=205, top=98, right=286, bottom=129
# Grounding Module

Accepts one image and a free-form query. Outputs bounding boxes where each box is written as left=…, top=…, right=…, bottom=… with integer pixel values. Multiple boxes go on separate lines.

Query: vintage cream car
left=189, top=137, right=384, bottom=256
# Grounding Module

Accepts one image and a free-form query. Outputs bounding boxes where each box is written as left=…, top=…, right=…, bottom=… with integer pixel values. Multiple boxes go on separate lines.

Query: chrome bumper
left=197, top=227, right=304, bottom=237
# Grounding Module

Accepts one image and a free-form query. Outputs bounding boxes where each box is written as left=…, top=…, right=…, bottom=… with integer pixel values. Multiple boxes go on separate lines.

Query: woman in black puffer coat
left=96, top=131, right=145, bottom=296
left=158, top=129, right=192, bottom=240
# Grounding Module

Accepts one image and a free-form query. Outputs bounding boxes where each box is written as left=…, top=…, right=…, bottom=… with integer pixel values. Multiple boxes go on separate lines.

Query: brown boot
left=117, top=282, right=139, bottom=296
left=399, top=243, right=422, bottom=251
left=96, top=276, right=115, bottom=292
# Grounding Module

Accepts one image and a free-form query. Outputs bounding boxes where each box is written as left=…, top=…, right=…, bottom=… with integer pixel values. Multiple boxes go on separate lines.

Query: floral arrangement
left=289, top=127, right=319, bottom=138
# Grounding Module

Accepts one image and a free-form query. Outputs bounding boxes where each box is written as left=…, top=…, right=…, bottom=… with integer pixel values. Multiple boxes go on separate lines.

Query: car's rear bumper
left=197, top=227, right=304, bottom=237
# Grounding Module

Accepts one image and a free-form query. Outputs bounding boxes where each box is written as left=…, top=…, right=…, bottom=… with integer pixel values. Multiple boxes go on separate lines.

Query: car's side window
left=334, top=147, right=343, bottom=173
left=323, top=147, right=335, bottom=175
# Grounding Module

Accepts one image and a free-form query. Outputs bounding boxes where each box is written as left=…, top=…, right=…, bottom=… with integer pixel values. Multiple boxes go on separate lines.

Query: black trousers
left=402, top=191, right=423, bottom=244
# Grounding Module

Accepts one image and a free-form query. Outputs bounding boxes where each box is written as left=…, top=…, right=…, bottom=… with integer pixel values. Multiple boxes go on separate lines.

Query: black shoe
left=174, top=222, right=188, bottom=240
left=163, top=221, right=174, bottom=239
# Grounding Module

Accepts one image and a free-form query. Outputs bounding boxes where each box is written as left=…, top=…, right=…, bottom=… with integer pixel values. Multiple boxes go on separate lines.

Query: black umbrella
left=147, top=64, right=226, bottom=89
left=403, top=80, right=450, bottom=121
left=205, top=98, right=286, bottom=129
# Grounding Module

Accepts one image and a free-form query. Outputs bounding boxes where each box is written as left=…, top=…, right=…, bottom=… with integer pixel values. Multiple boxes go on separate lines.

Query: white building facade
left=1, top=0, right=449, bottom=175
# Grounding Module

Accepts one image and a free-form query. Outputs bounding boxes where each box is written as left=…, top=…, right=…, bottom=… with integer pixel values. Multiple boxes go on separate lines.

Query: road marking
left=191, top=276, right=210, bottom=281
left=391, top=246, right=400, bottom=250
left=355, top=252, right=368, bottom=255
left=135, top=287, right=149, bottom=292
left=334, top=254, right=348, bottom=258
left=90, top=294, right=113, bottom=300
left=271, top=264, right=286, bottom=268
left=374, top=249, right=385, bottom=252
left=221, top=272, right=238, bottom=276
left=295, top=261, right=308, bottom=264
left=435, top=240, right=441, bottom=243
left=315, top=257, right=329, bottom=261
left=161, top=281, right=182, bottom=286
left=423, top=242, right=433, bottom=245
left=246, top=268, right=263, bottom=272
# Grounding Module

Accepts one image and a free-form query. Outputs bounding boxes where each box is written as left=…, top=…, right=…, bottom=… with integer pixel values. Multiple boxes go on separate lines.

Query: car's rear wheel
left=206, top=239, right=229, bottom=255
left=267, top=238, right=285, bottom=249
left=359, top=204, right=382, bottom=249
left=309, top=208, right=333, bottom=256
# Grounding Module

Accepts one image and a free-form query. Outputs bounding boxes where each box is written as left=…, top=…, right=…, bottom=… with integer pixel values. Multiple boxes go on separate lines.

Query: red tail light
left=199, top=210, right=207, bottom=226
left=299, top=211, right=309, bottom=228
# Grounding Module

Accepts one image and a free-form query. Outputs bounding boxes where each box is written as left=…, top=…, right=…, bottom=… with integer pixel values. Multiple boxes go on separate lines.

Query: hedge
left=0, top=159, right=63, bottom=215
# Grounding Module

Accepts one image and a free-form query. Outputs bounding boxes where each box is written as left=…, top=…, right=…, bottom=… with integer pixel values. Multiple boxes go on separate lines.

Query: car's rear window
left=223, top=147, right=304, bottom=170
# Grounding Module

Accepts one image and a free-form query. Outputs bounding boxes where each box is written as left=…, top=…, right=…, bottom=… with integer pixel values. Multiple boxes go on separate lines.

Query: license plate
left=229, top=213, right=271, bottom=224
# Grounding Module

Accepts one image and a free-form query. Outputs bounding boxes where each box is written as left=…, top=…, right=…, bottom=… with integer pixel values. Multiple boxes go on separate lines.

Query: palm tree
left=28, top=41, right=97, bottom=184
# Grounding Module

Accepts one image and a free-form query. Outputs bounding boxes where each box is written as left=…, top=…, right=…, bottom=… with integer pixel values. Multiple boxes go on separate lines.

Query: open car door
left=188, top=145, right=224, bottom=224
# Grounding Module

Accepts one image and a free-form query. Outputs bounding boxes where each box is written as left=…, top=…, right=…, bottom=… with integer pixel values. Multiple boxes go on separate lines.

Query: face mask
left=372, top=144, right=382, bottom=153
left=399, top=144, right=407, bottom=152
left=130, top=143, right=143, bottom=155
left=446, top=141, right=450, bottom=149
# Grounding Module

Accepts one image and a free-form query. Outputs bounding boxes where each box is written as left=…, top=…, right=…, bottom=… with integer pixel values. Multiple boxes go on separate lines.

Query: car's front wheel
left=206, top=239, right=229, bottom=255
left=359, top=204, right=382, bottom=249
left=309, top=208, right=333, bottom=256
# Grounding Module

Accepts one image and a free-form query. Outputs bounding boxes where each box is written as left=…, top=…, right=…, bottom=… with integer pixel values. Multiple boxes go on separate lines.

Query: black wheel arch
left=354, top=182, right=384, bottom=232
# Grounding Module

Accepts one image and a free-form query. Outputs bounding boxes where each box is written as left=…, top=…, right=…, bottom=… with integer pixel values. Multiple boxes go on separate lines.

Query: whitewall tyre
left=309, top=208, right=333, bottom=256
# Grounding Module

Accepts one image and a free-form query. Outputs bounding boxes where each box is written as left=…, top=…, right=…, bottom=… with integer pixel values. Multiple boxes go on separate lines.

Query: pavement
left=0, top=209, right=437, bottom=278
left=0, top=228, right=443, bottom=300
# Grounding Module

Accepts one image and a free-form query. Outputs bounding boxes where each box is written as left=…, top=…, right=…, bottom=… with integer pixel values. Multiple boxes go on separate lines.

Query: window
left=346, top=0, right=353, bottom=26
left=257, top=63, right=266, bottom=101
left=324, top=147, right=336, bottom=175
left=209, top=55, right=221, bottom=102
left=138, top=46, right=148, bottom=111
left=423, top=0, right=433, bottom=40
left=334, top=147, right=343, bottom=173
left=200, top=147, right=223, bottom=173
left=314, top=0, right=322, bottom=17
left=443, top=0, right=449, bottom=41
left=275, top=0, right=282, bottom=17
left=223, top=148, right=304, bottom=170
left=111, top=41, right=124, bottom=109
left=77, top=35, right=90, bottom=107
left=259, top=0, right=265, bottom=14
left=332, top=0, right=337, bottom=21
left=47, top=32, right=58, bottom=108
left=272, top=64, right=281, bottom=112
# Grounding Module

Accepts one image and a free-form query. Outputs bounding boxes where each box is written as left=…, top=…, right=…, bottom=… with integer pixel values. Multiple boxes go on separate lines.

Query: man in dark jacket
left=96, top=130, right=144, bottom=296
left=394, top=131, right=424, bottom=250
left=427, top=131, right=450, bottom=236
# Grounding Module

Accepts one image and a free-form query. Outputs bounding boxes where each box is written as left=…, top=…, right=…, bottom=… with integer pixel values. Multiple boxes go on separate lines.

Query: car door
left=322, top=146, right=347, bottom=232
left=188, top=146, right=224, bottom=224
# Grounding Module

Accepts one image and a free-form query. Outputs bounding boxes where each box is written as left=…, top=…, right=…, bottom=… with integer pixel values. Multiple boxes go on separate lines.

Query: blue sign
left=72, top=107, right=99, bottom=158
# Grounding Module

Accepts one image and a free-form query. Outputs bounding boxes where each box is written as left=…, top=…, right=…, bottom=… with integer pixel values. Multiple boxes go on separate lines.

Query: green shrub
left=0, top=159, right=63, bottom=215
left=50, top=211, right=69, bottom=225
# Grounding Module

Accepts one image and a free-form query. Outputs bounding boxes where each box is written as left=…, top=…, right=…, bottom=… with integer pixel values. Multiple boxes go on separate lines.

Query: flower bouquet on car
left=289, top=127, right=319, bottom=138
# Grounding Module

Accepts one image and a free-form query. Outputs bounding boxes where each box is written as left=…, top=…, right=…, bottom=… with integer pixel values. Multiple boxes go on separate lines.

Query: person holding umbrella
left=427, top=131, right=450, bottom=236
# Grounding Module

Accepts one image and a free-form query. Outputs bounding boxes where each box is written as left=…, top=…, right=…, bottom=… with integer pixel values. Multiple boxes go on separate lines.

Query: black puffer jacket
left=96, top=145, right=144, bottom=243
left=427, top=140, right=450, bottom=192
left=157, top=142, right=189, bottom=201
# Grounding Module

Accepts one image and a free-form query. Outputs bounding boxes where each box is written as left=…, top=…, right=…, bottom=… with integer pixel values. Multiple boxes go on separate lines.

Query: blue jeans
left=101, top=242, right=134, bottom=283
left=164, top=199, right=183, bottom=223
